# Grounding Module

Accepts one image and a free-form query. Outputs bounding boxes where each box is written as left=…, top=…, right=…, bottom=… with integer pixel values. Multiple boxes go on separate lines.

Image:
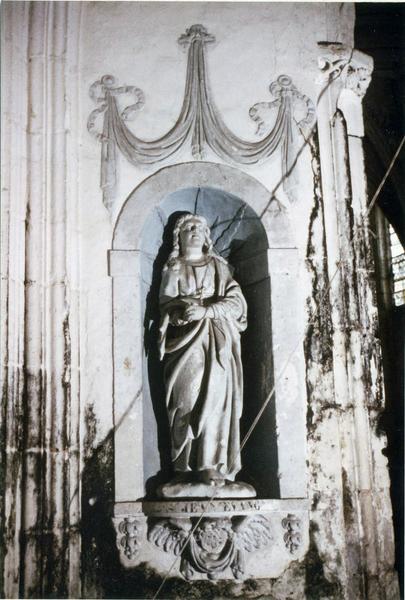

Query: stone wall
left=1, top=2, right=399, bottom=598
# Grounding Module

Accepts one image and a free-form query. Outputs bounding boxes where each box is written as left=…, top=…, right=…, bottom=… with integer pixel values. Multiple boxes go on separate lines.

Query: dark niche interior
left=140, top=186, right=280, bottom=499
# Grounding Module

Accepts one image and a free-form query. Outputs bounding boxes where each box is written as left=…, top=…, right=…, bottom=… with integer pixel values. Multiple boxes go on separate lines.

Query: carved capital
left=317, top=43, right=373, bottom=137
left=281, top=513, right=301, bottom=553
left=344, top=63, right=372, bottom=99
left=317, top=43, right=373, bottom=99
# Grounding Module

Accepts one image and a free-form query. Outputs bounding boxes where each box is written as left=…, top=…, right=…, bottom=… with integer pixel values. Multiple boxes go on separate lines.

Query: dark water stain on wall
left=304, top=128, right=334, bottom=436
left=304, top=522, right=343, bottom=600
left=81, top=405, right=116, bottom=596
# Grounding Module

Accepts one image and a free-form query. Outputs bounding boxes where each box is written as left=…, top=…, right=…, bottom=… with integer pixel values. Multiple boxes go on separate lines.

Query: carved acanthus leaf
left=344, top=64, right=372, bottom=98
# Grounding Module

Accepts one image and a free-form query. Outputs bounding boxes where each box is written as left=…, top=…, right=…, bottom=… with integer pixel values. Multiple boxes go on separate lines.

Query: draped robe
left=158, top=256, right=247, bottom=480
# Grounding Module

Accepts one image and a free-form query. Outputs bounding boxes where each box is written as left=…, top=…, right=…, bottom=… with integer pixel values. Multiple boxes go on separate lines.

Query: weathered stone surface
left=1, top=1, right=399, bottom=598
left=113, top=499, right=309, bottom=581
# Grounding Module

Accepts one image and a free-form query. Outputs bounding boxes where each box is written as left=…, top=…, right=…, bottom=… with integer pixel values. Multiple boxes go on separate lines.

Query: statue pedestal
left=157, top=480, right=256, bottom=499
left=113, top=498, right=309, bottom=581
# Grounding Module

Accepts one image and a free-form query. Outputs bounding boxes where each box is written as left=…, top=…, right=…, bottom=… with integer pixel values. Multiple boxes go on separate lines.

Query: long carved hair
left=164, top=214, right=226, bottom=271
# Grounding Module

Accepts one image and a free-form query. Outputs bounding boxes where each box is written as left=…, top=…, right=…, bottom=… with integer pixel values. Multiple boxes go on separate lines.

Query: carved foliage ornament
left=281, top=513, right=301, bottom=553
left=317, top=43, right=373, bottom=97
left=87, top=24, right=315, bottom=211
left=116, top=517, right=143, bottom=560
left=148, top=515, right=271, bottom=580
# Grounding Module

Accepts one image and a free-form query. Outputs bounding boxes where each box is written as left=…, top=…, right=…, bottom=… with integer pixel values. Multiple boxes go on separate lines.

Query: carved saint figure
left=158, top=214, right=255, bottom=498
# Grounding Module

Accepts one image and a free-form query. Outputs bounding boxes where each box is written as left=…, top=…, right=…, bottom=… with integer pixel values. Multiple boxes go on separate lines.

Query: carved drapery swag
left=88, top=24, right=315, bottom=211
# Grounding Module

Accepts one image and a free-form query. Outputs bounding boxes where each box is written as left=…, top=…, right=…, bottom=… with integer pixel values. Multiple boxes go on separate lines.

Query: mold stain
left=341, top=468, right=354, bottom=525
left=304, top=128, right=334, bottom=435
left=304, top=522, right=343, bottom=600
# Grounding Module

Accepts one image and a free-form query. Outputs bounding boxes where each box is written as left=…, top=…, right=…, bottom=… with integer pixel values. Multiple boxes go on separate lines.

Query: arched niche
left=109, top=162, right=307, bottom=503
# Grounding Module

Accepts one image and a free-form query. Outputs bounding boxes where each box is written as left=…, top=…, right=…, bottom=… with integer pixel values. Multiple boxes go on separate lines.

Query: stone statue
left=158, top=214, right=256, bottom=498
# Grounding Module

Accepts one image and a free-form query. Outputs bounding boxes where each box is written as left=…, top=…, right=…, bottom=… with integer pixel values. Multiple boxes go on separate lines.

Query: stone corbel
left=148, top=515, right=272, bottom=581
left=113, top=499, right=309, bottom=579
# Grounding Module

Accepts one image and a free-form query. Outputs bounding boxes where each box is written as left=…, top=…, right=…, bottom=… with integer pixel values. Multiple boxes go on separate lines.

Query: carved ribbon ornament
left=88, top=24, right=315, bottom=211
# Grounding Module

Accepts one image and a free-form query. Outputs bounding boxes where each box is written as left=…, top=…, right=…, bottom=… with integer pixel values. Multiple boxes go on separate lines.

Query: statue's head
left=164, top=214, right=220, bottom=271
left=164, top=214, right=214, bottom=270
left=175, top=214, right=212, bottom=255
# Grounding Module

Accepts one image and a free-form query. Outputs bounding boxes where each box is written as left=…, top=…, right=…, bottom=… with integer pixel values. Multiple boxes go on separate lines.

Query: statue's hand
left=183, top=305, right=207, bottom=322
left=169, top=308, right=188, bottom=326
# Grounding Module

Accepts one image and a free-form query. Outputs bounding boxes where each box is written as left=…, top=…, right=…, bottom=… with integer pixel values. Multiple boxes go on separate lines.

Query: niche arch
left=109, top=162, right=307, bottom=503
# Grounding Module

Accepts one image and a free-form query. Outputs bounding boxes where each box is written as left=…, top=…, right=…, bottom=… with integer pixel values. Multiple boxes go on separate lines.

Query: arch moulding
left=112, top=161, right=295, bottom=251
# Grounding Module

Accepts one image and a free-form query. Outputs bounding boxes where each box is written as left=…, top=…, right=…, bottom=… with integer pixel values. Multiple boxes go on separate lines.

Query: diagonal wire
left=367, top=136, right=404, bottom=213
left=152, top=63, right=351, bottom=600
left=150, top=47, right=403, bottom=595
left=240, top=135, right=405, bottom=460
left=152, top=132, right=404, bottom=600
left=193, top=187, right=201, bottom=215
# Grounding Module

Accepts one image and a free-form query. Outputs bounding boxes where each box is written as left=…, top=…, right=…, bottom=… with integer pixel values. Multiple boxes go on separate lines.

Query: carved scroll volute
left=317, top=43, right=373, bottom=137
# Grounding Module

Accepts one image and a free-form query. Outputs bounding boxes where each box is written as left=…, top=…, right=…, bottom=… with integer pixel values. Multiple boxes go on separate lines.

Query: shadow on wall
left=79, top=423, right=283, bottom=599
left=142, top=211, right=192, bottom=498
left=79, top=425, right=339, bottom=599
left=80, top=426, right=192, bottom=599
left=79, top=188, right=281, bottom=596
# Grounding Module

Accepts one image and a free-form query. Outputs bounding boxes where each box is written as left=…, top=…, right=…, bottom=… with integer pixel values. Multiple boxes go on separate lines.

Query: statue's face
left=179, top=217, right=206, bottom=252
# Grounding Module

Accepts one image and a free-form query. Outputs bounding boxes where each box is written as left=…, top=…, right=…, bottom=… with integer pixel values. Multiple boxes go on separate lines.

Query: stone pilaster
left=1, top=3, right=83, bottom=597
left=314, top=43, right=399, bottom=599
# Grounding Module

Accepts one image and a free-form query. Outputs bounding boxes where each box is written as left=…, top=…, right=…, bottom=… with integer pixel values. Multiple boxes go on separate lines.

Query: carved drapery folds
left=87, top=24, right=314, bottom=211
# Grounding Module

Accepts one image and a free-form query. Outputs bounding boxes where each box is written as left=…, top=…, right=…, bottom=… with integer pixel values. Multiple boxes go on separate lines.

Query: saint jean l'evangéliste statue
left=158, top=214, right=256, bottom=498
